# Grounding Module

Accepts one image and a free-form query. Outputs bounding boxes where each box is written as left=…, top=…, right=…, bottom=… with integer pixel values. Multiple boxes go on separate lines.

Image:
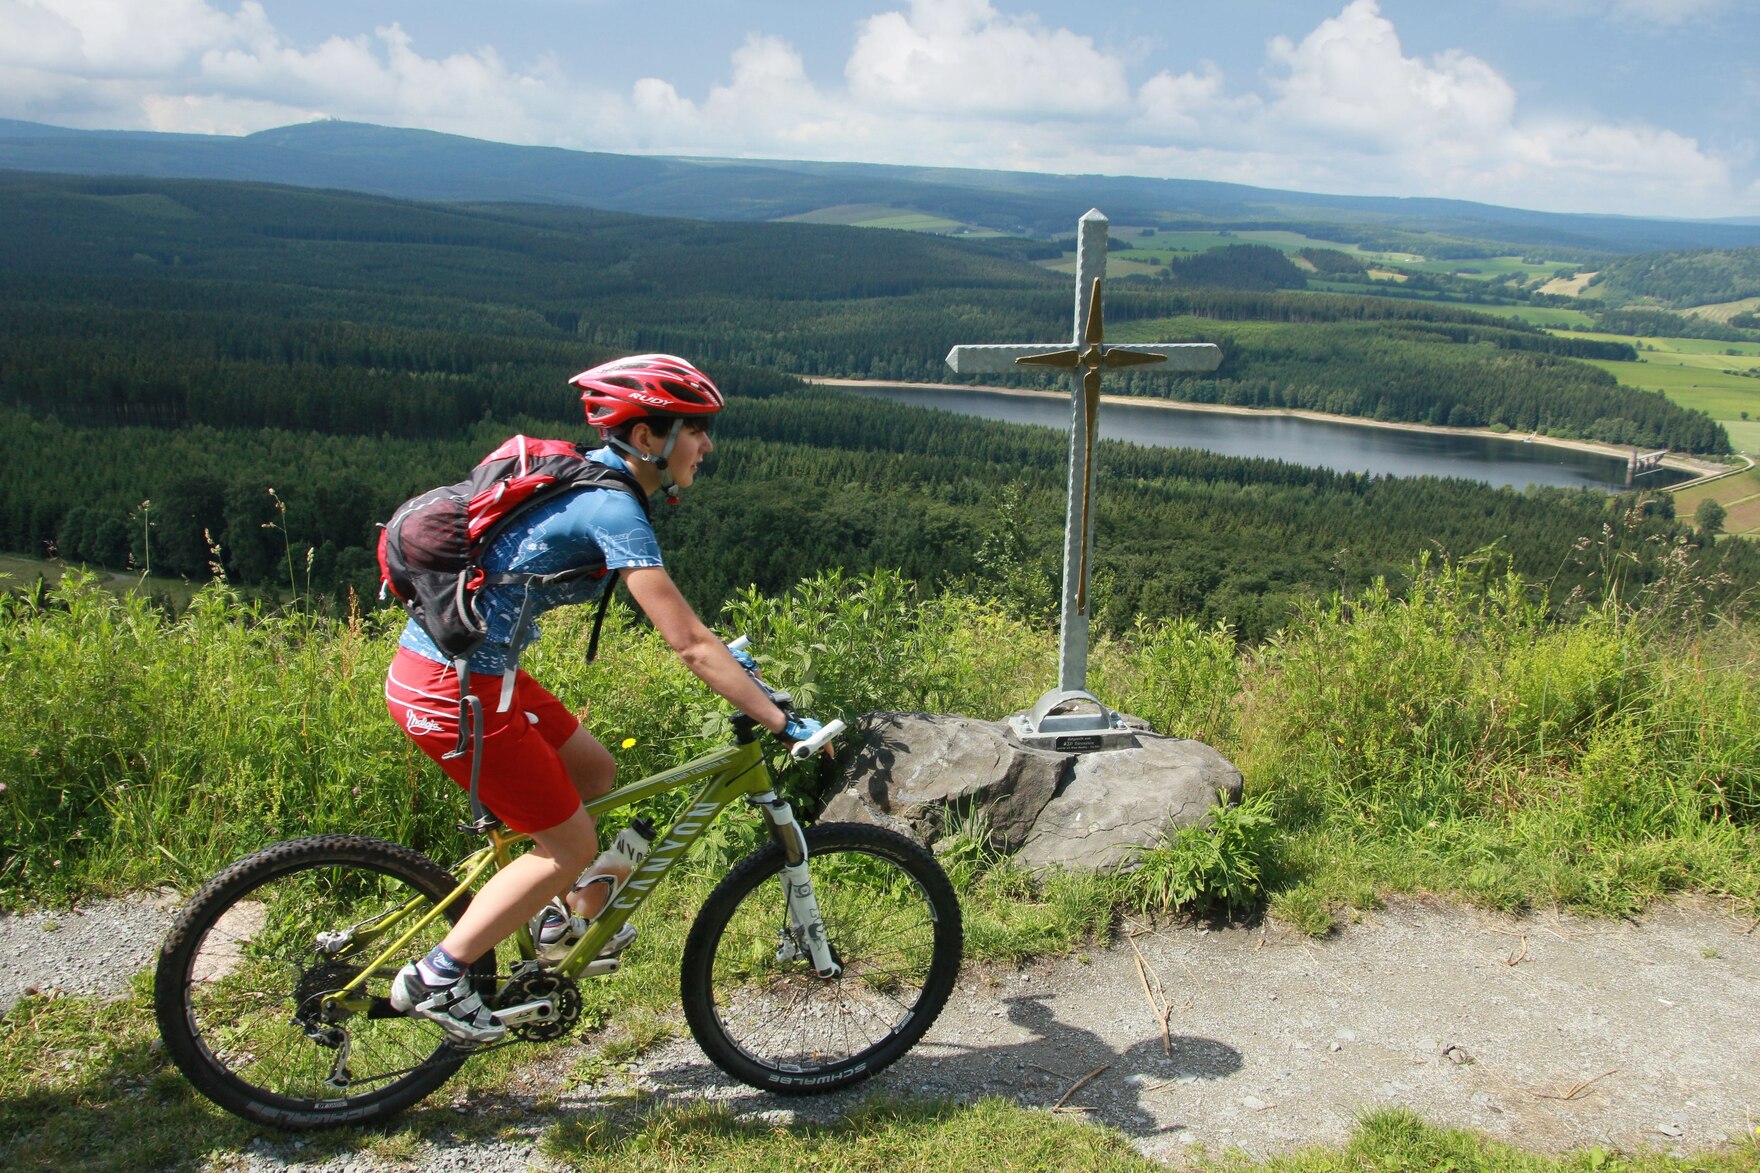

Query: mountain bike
left=153, top=643, right=963, bottom=1129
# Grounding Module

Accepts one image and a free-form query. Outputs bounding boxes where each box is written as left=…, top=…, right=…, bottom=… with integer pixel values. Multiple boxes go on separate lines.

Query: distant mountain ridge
left=4, top=117, right=1760, bottom=257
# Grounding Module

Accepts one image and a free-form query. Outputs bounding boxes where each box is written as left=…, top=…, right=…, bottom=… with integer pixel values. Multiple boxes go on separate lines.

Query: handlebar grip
left=727, top=635, right=750, bottom=653
left=789, top=718, right=846, bottom=760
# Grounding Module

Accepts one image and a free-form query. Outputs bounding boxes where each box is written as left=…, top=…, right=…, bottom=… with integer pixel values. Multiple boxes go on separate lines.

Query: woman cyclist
left=383, top=354, right=821, bottom=1042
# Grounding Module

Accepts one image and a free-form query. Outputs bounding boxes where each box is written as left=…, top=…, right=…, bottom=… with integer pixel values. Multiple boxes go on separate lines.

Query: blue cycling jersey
left=398, top=449, right=662, bottom=674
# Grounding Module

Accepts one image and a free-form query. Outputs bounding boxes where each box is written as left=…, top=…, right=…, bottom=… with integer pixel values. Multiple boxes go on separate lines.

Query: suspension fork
left=747, top=791, right=842, bottom=978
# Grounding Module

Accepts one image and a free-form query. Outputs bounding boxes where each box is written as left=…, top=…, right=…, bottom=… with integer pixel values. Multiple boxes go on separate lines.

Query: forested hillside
left=0, top=173, right=1724, bottom=450
left=1586, top=248, right=1760, bottom=309
left=2, top=172, right=1754, bottom=639
left=9, top=118, right=1760, bottom=255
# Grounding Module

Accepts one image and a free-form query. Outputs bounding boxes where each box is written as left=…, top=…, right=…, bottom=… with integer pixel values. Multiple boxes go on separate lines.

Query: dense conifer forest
left=2, top=171, right=1754, bottom=638
left=1587, top=248, right=1760, bottom=309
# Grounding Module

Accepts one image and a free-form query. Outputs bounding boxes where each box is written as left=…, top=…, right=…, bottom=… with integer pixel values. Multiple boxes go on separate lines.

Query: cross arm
left=1101, top=344, right=1222, bottom=372
left=947, top=342, right=1222, bottom=375
left=945, top=344, right=1065, bottom=374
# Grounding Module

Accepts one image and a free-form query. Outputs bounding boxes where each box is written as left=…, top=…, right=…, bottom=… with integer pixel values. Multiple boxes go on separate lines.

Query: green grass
left=11, top=987, right=1757, bottom=1173
left=1729, top=420, right=1760, bottom=453
left=1673, top=468, right=1760, bottom=538
left=537, top=1102, right=1760, bottom=1172
left=1233, top=557, right=1760, bottom=928
left=1106, top=228, right=1577, bottom=288
left=540, top=1096, right=1158, bottom=1171
left=1550, top=331, right=1760, bottom=451
left=1411, top=300, right=1599, bottom=328
left=1577, top=357, right=1760, bottom=435
left=6, top=561, right=1760, bottom=1166
left=7, top=555, right=1759, bottom=930
left=780, top=205, right=990, bottom=235
left=1685, top=296, right=1760, bottom=325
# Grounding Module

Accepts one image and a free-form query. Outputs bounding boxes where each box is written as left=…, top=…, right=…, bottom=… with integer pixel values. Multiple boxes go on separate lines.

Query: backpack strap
left=586, top=577, right=616, bottom=665
left=467, top=456, right=654, bottom=708
left=437, top=658, right=501, bottom=835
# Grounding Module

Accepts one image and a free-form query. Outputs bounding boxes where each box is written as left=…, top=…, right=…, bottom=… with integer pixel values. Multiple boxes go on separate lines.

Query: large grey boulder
left=820, top=711, right=1243, bottom=873
left=819, top=712, right=1064, bottom=852
left=1014, top=735, right=1242, bottom=873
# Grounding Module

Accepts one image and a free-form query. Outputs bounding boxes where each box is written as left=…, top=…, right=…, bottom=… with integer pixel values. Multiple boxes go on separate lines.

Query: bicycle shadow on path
left=621, top=978, right=1242, bottom=1155
left=611, top=898, right=1760, bottom=1164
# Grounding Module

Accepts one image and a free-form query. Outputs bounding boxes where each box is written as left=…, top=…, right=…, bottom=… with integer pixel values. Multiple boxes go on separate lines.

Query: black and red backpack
left=377, top=435, right=648, bottom=673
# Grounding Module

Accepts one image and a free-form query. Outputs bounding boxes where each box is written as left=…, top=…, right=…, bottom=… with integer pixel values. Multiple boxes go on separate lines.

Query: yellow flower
left=621, top=737, right=637, bottom=749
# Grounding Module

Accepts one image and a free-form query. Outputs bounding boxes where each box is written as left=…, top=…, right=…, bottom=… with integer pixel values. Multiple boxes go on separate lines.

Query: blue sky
left=2, top=0, right=1756, bottom=219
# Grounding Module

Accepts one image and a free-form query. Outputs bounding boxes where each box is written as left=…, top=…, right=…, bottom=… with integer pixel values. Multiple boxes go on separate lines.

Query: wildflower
left=621, top=738, right=637, bottom=749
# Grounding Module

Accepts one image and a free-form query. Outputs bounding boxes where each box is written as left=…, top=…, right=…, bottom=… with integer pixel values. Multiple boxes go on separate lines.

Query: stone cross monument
left=946, top=209, right=1222, bottom=750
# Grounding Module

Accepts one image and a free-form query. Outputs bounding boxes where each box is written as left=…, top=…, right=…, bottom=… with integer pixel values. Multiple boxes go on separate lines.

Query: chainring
left=496, top=967, right=582, bottom=1041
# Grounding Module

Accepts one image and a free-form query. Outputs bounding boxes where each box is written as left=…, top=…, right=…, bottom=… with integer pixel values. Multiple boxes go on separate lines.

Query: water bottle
left=564, top=816, right=656, bottom=920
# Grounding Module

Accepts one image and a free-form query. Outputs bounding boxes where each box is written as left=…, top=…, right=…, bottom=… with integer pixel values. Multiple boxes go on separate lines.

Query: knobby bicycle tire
left=680, top=822, right=962, bottom=1093
left=153, top=834, right=492, bottom=1129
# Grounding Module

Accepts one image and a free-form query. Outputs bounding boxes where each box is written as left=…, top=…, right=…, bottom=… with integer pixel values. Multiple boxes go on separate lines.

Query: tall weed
left=1092, top=615, right=1242, bottom=748
left=1238, top=553, right=1760, bottom=921
left=1125, top=792, right=1276, bottom=919
left=5, top=558, right=1760, bottom=934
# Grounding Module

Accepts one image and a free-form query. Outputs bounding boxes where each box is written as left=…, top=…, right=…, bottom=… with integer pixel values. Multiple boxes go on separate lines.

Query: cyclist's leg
left=557, top=727, right=615, bottom=804
left=527, top=684, right=620, bottom=927
left=390, top=658, right=597, bottom=951
left=389, top=804, right=598, bottom=1042
left=434, top=804, right=600, bottom=963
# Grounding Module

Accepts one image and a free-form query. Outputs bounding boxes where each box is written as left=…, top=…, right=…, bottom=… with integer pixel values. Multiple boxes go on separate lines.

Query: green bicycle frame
left=550, top=734, right=784, bottom=977
left=325, top=729, right=796, bottom=1008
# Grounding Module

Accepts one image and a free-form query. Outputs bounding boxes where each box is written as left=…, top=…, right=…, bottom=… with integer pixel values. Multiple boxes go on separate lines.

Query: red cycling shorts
left=385, top=647, right=584, bottom=834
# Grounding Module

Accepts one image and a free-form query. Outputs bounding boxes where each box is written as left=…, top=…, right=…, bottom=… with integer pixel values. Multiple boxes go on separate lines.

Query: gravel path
left=0, top=889, right=182, bottom=1014
left=6, top=893, right=1757, bottom=1168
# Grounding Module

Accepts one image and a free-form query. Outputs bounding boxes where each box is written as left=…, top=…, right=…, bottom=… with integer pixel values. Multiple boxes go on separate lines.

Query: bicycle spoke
left=682, top=824, right=961, bottom=1091
left=157, top=836, right=490, bottom=1127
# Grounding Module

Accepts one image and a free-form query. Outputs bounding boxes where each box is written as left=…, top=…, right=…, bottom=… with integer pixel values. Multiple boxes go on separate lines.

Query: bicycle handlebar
left=789, top=719, right=847, bottom=760
left=726, top=636, right=843, bottom=758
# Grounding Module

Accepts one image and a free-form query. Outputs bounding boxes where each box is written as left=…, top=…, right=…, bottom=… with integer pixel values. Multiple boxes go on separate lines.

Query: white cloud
left=0, top=0, right=264, bottom=74
left=846, top=0, right=1129, bottom=117
left=0, top=0, right=1751, bottom=218
left=1135, top=61, right=1261, bottom=140
left=1264, top=1, right=1516, bottom=149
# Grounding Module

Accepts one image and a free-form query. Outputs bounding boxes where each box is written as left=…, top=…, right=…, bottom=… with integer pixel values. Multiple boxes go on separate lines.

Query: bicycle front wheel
left=153, top=834, right=493, bottom=1129
left=680, top=822, right=962, bottom=1093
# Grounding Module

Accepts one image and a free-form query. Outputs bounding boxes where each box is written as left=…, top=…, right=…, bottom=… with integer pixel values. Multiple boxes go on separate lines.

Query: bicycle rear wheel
left=680, top=822, right=962, bottom=1093
left=153, top=834, right=492, bottom=1129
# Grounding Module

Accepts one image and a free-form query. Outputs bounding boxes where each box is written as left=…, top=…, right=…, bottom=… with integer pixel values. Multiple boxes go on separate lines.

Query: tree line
left=6, top=387, right=1756, bottom=643
left=2, top=172, right=1752, bottom=638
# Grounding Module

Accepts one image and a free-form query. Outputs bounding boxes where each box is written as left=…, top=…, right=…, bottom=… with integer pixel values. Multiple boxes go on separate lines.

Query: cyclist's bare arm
left=621, top=566, right=788, bottom=734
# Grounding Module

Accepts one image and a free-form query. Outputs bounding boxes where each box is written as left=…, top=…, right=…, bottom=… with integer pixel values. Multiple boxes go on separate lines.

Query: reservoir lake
left=837, top=384, right=1690, bottom=492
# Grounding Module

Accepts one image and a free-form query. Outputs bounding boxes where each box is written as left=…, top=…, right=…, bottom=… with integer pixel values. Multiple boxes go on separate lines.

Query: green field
left=1107, top=227, right=1575, bottom=286
left=1555, top=329, right=1760, bottom=522
left=0, top=553, right=202, bottom=605
left=1673, top=467, right=1760, bottom=538
left=1687, top=295, right=1760, bottom=324
left=1110, top=227, right=1425, bottom=267
left=1553, top=330, right=1760, bottom=452
left=781, top=204, right=988, bottom=234
left=1403, top=299, right=1598, bottom=329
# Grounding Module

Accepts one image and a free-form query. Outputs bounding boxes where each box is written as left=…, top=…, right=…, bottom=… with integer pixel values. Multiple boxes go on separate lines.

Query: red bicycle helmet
left=569, top=353, right=723, bottom=434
